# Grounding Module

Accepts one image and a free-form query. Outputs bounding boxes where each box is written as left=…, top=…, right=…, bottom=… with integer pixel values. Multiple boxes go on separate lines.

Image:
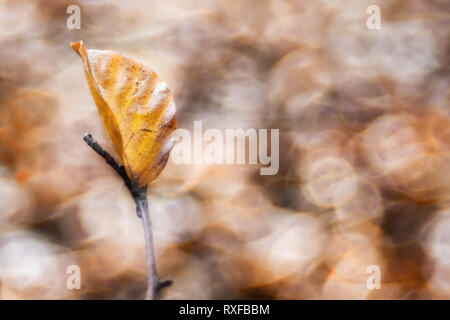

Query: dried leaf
left=72, top=41, right=177, bottom=188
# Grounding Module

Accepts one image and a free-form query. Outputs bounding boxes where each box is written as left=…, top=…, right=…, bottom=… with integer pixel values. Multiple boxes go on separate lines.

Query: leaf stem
left=82, top=133, right=172, bottom=299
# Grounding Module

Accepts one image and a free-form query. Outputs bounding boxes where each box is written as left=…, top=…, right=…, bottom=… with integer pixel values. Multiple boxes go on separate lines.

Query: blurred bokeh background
left=0, top=0, right=449, bottom=299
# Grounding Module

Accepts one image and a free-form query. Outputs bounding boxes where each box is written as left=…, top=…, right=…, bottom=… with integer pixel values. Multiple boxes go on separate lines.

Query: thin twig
left=83, top=133, right=172, bottom=299
left=136, top=195, right=158, bottom=300
left=83, top=134, right=135, bottom=198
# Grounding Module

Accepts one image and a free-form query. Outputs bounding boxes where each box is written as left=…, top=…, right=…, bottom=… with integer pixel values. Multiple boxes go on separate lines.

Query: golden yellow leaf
left=72, top=40, right=177, bottom=188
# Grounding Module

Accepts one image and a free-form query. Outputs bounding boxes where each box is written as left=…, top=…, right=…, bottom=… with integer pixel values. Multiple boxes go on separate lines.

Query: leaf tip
left=71, top=40, right=85, bottom=56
